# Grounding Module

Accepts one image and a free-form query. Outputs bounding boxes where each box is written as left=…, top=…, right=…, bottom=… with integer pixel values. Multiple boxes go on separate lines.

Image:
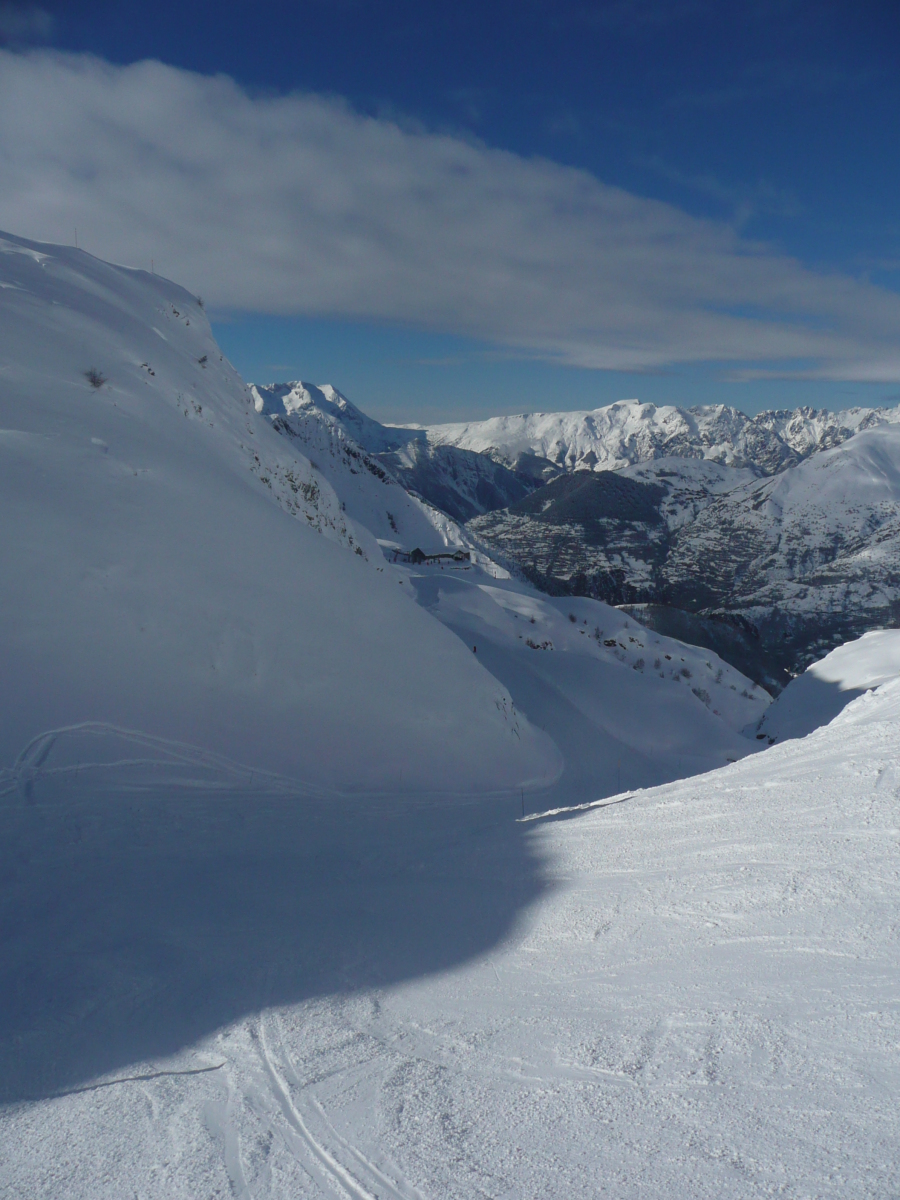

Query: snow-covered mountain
left=252, top=381, right=536, bottom=522
left=253, top=388, right=900, bottom=689
left=256, top=385, right=899, bottom=688
left=661, top=427, right=900, bottom=658
left=5, top=232, right=900, bottom=1198
left=421, top=397, right=900, bottom=476
left=471, top=433, right=900, bottom=682
left=0, top=232, right=556, bottom=795
left=1, top=231, right=774, bottom=805
left=252, top=383, right=471, bottom=555
left=471, top=457, right=754, bottom=602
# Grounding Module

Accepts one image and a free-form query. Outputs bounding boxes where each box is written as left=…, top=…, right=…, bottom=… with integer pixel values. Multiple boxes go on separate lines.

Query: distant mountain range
left=258, top=386, right=900, bottom=689
left=418, top=398, right=900, bottom=476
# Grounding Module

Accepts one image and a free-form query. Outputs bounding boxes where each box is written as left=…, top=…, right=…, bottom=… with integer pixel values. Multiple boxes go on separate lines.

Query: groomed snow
left=2, top=659, right=898, bottom=1197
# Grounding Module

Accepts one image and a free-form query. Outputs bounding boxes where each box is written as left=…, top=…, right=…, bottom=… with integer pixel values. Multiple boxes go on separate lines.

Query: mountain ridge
left=416, top=397, right=900, bottom=476
left=251, top=380, right=537, bottom=521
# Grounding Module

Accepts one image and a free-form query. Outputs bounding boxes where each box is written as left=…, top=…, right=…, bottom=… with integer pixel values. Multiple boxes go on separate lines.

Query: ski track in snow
left=198, top=1003, right=433, bottom=1200
left=253, top=1014, right=427, bottom=1200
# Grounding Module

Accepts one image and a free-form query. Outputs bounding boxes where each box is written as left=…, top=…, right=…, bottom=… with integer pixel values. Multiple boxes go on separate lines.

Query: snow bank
left=758, top=627, right=900, bottom=742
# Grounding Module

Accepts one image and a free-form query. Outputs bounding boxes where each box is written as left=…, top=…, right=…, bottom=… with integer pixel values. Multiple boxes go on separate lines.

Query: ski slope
left=2, top=655, right=898, bottom=1197
left=3, top=232, right=898, bottom=1198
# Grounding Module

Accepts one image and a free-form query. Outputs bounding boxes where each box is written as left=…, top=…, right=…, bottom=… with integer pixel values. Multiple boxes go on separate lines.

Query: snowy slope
left=757, top=628, right=900, bottom=742
left=253, top=380, right=534, bottom=521
left=0, top=232, right=556, bottom=794
left=403, top=560, right=769, bottom=804
left=422, top=396, right=900, bottom=475
left=622, top=455, right=759, bottom=527
left=252, top=380, right=399, bottom=453
left=252, top=385, right=468, bottom=553
left=3, top=644, right=898, bottom=1196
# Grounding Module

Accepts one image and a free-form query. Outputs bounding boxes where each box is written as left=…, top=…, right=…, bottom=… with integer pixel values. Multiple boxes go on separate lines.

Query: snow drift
left=758, top=628, right=900, bottom=742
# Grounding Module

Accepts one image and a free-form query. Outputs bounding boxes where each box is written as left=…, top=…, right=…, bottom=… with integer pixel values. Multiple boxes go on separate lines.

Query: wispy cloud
left=0, top=3, right=52, bottom=44
left=632, top=153, right=800, bottom=227
left=1, top=51, right=899, bottom=380
left=727, top=363, right=900, bottom=384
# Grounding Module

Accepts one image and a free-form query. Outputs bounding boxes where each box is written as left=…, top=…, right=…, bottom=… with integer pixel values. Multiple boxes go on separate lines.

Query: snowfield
left=405, top=566, right=769, bottom=805
left=2, top=232, right=899, bottom=1198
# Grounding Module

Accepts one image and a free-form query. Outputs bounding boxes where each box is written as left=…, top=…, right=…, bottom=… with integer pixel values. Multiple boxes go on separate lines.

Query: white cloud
left=1, top=49, right=899, bottom=380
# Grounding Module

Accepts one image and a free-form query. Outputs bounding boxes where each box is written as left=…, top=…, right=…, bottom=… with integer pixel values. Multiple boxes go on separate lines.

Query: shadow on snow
left=0, top=728, right=549, bottom=1106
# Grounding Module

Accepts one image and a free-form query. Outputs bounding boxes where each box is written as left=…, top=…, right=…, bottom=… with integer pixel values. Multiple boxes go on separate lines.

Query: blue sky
left=1, top=0, right=898, bottom=421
